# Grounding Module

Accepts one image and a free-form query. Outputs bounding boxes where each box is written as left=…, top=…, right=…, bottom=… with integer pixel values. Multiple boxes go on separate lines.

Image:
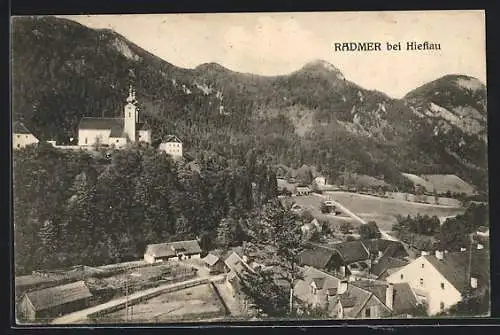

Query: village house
left=17, top=280, right=93, bottom=322
left=370, top=256, right=409, bottom=280
left=143, top=239, right=202, bottom=264
left=12, top=121, right=39, bottom=150
left=224, top=251, right=255, bottom=296
left=386, top=245, right=490, bottom=315
left=294, top=266, right=421, bottom=319
left=201, top=253, right=227, bottom=274
left=159, top=135, right=183, bottom=160
left=295, top=186, right=311, bottom=196
left=78, top=85, right=152, bottom=148
left=299, top=247, right=346, bottom=275
left=302, top=239, right=409, bottom=280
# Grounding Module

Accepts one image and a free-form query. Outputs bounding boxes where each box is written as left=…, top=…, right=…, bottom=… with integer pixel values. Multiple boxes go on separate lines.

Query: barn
left=17, top=281, right=93, bottom=323
left=201, top=253, right=228, bottom=274
left=143, top=239, right=202, bottom=264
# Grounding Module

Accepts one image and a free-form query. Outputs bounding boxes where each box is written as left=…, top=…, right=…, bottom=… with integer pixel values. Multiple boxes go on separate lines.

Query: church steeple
left=126, top=84, right=135, bottom=104
left=124, top=80, right=137, bottom=142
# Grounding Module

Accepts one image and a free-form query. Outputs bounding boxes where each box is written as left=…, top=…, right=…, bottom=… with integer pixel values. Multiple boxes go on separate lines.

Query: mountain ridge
left=11, top=16, right=488, bottom=192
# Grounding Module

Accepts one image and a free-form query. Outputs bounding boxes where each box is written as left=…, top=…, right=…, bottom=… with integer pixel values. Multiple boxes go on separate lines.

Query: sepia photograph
left=11, top=10, right=489, bottom=325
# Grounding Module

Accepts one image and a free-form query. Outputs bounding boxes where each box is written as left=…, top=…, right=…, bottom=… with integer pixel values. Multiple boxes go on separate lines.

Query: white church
left=77, top=85, right=152, bottom=148
left=13, top=82, right=183, bottom=160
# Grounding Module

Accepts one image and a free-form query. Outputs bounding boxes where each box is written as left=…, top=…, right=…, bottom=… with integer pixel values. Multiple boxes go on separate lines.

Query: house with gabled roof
left=386, top=246, right=490, bottom=315
left=371, top=256, right=409, bottom=280
left=13, top=121, right=39, bottom=149
left=17, top=280, right=93, bottom=322
left=294, top=266, right=420, bottom=319
left=224, top=251, right=256, bottom=296
left=201, top=253, right=227, bottom=274
left=159, top=135, right=183, bottom=159
left=143, top=239, right=202, bottom=264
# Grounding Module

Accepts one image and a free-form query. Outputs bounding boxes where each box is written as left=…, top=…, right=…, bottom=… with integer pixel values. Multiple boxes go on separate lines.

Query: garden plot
left=99, top=283, right=226, bottom=323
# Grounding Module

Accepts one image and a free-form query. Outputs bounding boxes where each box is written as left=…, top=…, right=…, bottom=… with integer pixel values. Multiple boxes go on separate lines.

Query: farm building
left=17, top=280, right=93, bottom=322
left=144, top=240, right=202, bottom=264
left=224, top=252, right=255, bottom=296
left=201, top=253, right=227, bottom=274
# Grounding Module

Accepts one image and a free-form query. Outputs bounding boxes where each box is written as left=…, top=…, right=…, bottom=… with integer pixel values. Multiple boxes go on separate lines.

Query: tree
left=339, top=221, right=353, bottom=234
left=239, top=268, right=289, bottom=317
left=359, top=221, right=382, bottom=240
left=268, top=206, right=305, bottom=314
left=216, top=217, right=238, bottom=247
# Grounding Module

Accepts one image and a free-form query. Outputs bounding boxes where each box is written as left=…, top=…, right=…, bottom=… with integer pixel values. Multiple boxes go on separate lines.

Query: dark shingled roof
left=354, top=281, right=419, bottom=316
left=371, top=257, right=409, bottom=277
left=24, top=280, right=92, bottom=311
left=144, top=240, right=202, bottom=258
left=299, top=248, right=337, bottom=269
left=363, top=239, right=409, bottom=259
left=312, top=277, right=326, bottom=290
left=79, top=117, right=124, bottom=130
left=331, top=241, right=370, bottom=264
left=338, top=295, right=358, bottom=308
left=424, top=249, right=490, bottom=293
left=13, top=121, right=32, bottom=134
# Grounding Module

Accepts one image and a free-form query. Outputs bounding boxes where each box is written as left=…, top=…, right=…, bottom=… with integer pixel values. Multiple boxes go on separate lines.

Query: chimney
left=338, top=279, right=348, bottom=295
left=435, top=250, right=444, bottom=260
left=339, top=265, right=346, bottom=278
left=385, top=283, right=394, bottom=310
left=470, top=277, right=478, bottom=289
left=477, top=243, right=484, bottom=250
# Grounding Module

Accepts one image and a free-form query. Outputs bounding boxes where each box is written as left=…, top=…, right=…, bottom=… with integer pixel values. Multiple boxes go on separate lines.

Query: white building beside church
left=12, top=121, right=39, bottom=149
left=159, top=135, right=183, bottom=159
left=77, top=85, right=152, bottom=148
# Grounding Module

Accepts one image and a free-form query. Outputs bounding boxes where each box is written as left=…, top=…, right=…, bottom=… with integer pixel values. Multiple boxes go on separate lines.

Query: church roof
left=79, top=117, right=126, bottom=138
left=13, top=121, right=32, bottom=134
left=79, top=117, right=124, bottom=130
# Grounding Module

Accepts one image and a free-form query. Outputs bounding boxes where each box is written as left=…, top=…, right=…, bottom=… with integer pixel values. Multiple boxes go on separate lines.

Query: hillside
left=11, top=16, right=488, bottom=192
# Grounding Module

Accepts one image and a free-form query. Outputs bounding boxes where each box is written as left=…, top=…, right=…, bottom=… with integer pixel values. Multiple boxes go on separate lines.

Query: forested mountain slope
left=11, top=16, right=488, bottom=192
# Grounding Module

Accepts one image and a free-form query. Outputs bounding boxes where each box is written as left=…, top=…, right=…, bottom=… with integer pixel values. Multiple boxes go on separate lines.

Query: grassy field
left=326, top=191, right=466, bottom=231
left=98, top=283, right=226, bottom=323
left=291, top=195, right=357, bottom=229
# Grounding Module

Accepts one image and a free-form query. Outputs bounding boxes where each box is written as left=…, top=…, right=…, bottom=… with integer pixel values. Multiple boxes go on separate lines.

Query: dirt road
left=312, top=193, right=398, bottom=241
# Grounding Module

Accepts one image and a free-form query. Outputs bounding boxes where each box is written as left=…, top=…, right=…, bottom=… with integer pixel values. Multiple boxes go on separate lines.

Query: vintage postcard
left=11, top=10, right=489, bottom=325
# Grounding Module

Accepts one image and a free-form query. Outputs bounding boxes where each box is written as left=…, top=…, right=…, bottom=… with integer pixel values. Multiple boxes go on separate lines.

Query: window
left=440, top=302, right=445, bottom=311
left=25, top=135, right=28, bottom=139
left=17, top=135, right=20, bottom=138
left=116, top=139, right=119, bottom=143
left=85, top=138, right=88, bottom=144
left=400, top=274, right=404, bottom=280
left=365, top=308, right=371, bottom=317
left=421, top=263, right=424, bottom=268
left=419, top=278, right=424, bottom=286
left=441, top=283, right=445, bottom=290
left=17, top=144, right=20, bottom=148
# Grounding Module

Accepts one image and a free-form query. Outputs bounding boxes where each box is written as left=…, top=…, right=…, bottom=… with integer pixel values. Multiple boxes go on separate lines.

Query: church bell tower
left=124, top=84, right=137, bottom=142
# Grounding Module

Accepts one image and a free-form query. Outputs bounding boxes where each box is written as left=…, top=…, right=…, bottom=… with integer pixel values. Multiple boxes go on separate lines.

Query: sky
left=60, top=11, right=486, bottom=98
